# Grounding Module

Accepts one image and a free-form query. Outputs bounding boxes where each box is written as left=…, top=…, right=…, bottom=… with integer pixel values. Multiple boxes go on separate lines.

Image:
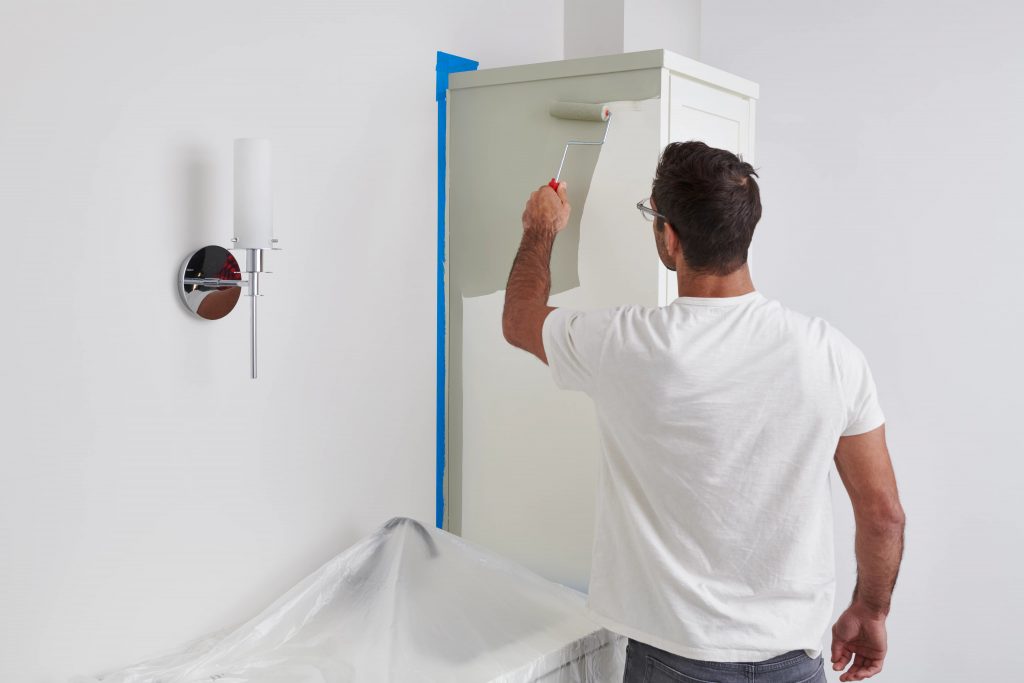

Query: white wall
left=0, top=2, right=561, bottom=680
left=701, top=3, right=1024, bottom=681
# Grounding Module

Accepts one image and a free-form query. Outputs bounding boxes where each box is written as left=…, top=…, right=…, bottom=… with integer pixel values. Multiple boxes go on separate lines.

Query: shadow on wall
left=173, top=144, right=225, bottom=381
left=176, top=144, right=217, bottom=268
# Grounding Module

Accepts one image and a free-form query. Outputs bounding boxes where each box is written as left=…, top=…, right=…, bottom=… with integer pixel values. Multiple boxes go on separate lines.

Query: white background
left=702, top=2, right=1024, bottom=681
left=1, top=1, right=1020, bottom=681
left=0, top=2, right=560, bottom=680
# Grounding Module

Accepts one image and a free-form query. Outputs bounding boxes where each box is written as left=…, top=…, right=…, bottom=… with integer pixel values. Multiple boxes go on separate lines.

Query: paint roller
left=547, top=102, right=612, bottom=192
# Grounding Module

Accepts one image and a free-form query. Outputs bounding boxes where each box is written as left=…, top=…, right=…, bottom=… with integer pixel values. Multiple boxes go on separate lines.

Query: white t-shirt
left=541, top=290, right=884, bottom=662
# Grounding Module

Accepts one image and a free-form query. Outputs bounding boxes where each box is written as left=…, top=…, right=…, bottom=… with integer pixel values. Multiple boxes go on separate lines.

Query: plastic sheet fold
left=74, top=517, right=625, bottom=683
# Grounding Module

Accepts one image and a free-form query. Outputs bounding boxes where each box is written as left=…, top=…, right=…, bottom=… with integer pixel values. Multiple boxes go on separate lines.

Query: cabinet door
left=658, top=75, right=756, bottom=304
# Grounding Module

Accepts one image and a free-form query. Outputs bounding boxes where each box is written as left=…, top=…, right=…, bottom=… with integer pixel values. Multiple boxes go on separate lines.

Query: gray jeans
left=623, top=639, right=827, bottom=683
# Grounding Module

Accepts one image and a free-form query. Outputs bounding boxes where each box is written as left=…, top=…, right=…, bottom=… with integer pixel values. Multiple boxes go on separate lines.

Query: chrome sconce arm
left=179, top=242, right=279, bottom=379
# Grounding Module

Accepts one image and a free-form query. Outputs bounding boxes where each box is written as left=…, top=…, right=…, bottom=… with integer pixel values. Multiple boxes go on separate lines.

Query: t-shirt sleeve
left=838, top=339, right=886, bottom=437
left=541, top=307, right=616, bottom=393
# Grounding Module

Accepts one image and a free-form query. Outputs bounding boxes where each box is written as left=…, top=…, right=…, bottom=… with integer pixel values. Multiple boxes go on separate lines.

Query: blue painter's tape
left=436, top=51, right=478, bottom=529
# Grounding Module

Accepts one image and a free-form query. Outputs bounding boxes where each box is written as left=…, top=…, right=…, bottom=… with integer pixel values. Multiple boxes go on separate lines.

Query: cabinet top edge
left=448, top=49, right=758, bottom=100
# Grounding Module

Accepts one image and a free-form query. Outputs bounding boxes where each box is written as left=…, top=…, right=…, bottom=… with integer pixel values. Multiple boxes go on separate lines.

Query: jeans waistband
left=630, top=639, right=811, bottom=673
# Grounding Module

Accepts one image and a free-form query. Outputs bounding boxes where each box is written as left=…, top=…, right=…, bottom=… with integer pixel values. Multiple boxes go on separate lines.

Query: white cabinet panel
left=669, top=74, right=752, bottom=152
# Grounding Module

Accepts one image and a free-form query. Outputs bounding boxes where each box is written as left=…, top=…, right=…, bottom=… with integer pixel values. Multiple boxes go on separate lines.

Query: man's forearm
left=504, top=230, right=555, bottom=322
left=506, top=229, right=555, bottom=305
left=503, top=183, right=569, bottom=361
left=851, top=512, right=905, bottom=616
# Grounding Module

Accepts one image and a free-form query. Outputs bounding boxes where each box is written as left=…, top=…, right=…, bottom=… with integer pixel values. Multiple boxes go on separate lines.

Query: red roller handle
left=548, top=178, right=560, bottom=192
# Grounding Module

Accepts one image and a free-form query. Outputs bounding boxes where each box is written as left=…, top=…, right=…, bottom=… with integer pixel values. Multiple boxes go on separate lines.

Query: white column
left=564, top=0, right=700, bottom=60
left=624, top=0, right=700, bottom=58
left=564, top=0, right=624, bottom=59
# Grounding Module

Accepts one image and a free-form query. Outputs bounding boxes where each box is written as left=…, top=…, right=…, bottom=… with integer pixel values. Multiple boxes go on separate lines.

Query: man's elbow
left=858, top=501, right=906, bottom=530
left=885, top=504, right=907, bottom=529
left=502, top=307, right=522, bottom=349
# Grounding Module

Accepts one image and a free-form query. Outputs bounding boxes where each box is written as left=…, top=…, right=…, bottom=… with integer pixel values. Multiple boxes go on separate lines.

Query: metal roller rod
left=553, top=115, right=612, bottom=184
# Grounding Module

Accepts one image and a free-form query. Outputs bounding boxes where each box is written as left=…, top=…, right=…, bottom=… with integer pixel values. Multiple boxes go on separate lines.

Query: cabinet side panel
left=448, top=71, right=661, bottom=587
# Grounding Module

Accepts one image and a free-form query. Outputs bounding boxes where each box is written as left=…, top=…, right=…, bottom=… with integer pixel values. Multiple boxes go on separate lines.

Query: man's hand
left=521, top=182, right=570, bottom=235
left=831, top=603, right=888, bottom=681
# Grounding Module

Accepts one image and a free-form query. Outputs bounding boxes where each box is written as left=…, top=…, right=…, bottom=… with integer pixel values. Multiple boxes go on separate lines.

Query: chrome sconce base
left=179, top=242, right=278, bottom=379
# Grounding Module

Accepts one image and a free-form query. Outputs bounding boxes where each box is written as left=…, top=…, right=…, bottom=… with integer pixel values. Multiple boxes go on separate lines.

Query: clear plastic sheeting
left=74, top=517, right=626, bottom=683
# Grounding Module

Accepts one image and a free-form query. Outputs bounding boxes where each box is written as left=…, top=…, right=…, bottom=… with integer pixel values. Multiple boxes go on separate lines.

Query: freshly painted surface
left=444, top=61, right=665, bottom=541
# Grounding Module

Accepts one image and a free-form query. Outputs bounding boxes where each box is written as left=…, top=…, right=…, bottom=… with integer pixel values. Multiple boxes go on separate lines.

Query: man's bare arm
left=831, top=423, right=906, bottom=681
left=502, top=183, right=570, bottom=363
left=836, top=424, right=906, bottom=615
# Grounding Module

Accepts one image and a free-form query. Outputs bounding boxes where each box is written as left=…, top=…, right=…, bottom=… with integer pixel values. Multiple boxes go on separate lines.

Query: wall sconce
left=178, top=139, right=279, bottom=379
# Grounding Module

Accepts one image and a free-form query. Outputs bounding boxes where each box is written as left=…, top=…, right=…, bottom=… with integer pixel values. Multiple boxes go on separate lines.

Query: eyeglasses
left=636, top=198, right=667, bottom=222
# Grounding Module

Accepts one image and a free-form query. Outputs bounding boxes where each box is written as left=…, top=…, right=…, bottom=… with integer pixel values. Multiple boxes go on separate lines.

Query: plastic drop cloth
left=74, top=517, right=625, bottom=683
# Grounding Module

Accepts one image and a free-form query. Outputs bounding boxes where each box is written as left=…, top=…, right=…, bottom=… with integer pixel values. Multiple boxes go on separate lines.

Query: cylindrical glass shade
left=233, top=138, right=274, bottom=249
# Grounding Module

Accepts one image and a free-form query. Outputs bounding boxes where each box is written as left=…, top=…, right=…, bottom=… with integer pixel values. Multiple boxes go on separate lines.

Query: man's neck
left=676, top=263, right=755, bottom=298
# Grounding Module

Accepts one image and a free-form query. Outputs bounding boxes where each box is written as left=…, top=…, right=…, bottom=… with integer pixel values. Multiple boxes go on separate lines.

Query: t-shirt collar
left=672, top=290, right=762, bottom=307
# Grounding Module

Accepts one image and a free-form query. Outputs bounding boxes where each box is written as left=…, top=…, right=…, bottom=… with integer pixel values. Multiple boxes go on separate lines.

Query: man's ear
left=662, top=221, right=680, bottom=258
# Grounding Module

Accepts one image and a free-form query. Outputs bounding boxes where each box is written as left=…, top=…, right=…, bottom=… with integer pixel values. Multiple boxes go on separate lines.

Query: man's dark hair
left=652, top=141, right=761, bottom=275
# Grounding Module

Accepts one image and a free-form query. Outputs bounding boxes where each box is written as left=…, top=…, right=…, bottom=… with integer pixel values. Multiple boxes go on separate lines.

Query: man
left=502, top=141, right=905, bottom=683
